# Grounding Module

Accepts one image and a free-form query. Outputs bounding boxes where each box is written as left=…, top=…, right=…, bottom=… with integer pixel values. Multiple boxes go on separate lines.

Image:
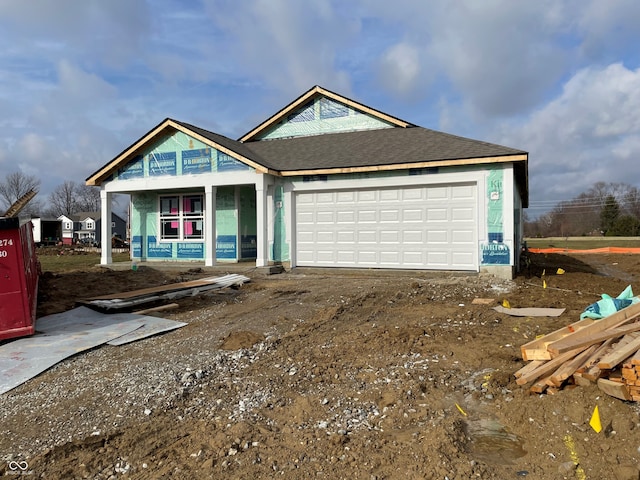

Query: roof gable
left=239, top=85, right=414, bottom=142
left=85, top=119, right=271, bottom=186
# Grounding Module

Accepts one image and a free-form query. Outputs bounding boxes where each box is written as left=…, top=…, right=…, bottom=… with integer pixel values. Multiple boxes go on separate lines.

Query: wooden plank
left=630, top=348, right=640, bottom=366
left=549, top=344, right=598, bottom=387
left=583, top=364, right=604, bottom=382
left=572, top=372, right=592, bottom=387
left=514, top=360, right=545, bottom=379
left=598, top=378, right=632, bottom=400
left=575, top=339, right=613, bottom=373
left=516, top=347, right=587, bottom=386
left=548, top=321, right=640, bottom=357
left=520, top=318, right=597, bottom=361
left=472, top=298, right=495, bottom=305
left=521, top=302, right=640, bottom=361
left=530, top=375, right=552, bottom=394
left=598, top=333, right=640, bottom=370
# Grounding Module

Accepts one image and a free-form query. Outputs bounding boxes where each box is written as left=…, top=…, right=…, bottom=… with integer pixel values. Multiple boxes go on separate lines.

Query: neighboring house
left=58, top=212, right=127, bottom=246
left=86, top=85, right=528, bottom=279
left=58, top=215, right=74, bottom=245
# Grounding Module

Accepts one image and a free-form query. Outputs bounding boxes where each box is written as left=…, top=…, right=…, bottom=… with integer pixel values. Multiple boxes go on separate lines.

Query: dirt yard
left=2, top=252, right=640, bottom=479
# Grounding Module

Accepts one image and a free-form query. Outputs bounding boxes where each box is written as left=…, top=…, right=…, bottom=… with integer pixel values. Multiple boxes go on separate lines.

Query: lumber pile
left=515, top=301, right=640, bottom=400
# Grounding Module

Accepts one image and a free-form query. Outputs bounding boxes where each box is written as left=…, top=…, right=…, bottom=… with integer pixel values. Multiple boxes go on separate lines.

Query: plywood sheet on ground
left=493, top=306, right=566, bottom=317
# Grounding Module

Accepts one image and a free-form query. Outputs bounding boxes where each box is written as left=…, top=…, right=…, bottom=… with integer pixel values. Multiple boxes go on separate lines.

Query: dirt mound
left=2, top=254, right=640, bottom=478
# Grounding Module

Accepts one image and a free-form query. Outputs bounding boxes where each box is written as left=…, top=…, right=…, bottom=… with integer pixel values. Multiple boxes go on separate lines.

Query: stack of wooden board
left=515, top=301, right=640, bottom=400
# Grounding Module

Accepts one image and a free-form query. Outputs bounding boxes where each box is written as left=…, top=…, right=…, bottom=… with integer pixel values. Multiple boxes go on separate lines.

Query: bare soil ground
left=2, top=252, right=640, bottom=479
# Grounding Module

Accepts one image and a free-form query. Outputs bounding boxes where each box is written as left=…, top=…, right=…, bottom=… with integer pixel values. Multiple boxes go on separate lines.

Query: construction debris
left=78, top=273, right=250, bottom=311
left=515, top=293, right=640, bottom=400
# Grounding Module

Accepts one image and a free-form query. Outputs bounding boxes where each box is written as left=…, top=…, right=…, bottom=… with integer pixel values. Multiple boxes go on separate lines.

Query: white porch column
left=284, top=183, right=295, bottom=268
left=255, top=175, right=269, bottom=267
left=205, top=185, right=217, bottom=266
left=100, top=189, right=112, bottom=265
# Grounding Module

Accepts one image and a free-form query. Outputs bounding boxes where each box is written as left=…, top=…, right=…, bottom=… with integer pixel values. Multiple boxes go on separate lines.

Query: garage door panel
left=427, top=230, right=448, bottom=243
left=452, top=230, right=474, bottom=244
left=426, top=251, right=449, bottom=265
left=402, top=230, right=423, bottom=243
left=380, top=189, right=401, bottom=201
left=316, top=231, right=335, bottom=243
left=452, top=252, right=475, bottom=268
left=427, top=187, right=447, bottom=200
left=357, top=190, right=377, bottom=202
left=358, top=230, right=377, bottom=243
left=402, top=188, right=425, bottom=201
left=295, top=183, right=477, bottom=270
left=358, top=210, right=377, bottom=222
left=337, top=211, right=355, bottom=223
left=380, top=209, right=400, bottom=222
left=297, top=211, right=315, bottom=223
left=380, top=251, right=401, bottom=264
left=452, top=184, right=475, bottom=199
left=337, top=191, right=356, bottom=202
left=357, top=251, right=378, bottom=263
left=426, top=208, right=448, bottom=222
left=402, top=209, right=423, bottom=222
left=452, top=206, right=474, bottom=221
left=316, top=211, right=335, bottom=223
left=315, top=192, right=335, bottom=204
left=337, top=231, right=356, bottom=242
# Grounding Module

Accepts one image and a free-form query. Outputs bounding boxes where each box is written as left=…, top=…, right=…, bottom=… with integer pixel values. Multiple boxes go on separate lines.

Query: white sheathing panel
left=295, top=182, right=477, bottom=270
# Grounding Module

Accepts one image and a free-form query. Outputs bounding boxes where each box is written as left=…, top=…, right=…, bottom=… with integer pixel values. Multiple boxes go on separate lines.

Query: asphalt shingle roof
left=172, top=120, right=278, bottom=170
left=243, top=126, right=526, bottom=172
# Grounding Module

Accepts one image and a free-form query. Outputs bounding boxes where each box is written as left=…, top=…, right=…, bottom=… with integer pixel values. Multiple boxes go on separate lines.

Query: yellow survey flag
left=589, top=405, right=602, bottom=433
left=557, top=268, right=565, bottom=274
left=455, top=403, right=468, bottom=416
left=502, top=298, right=511, bottom=308
left=543, top=279, right=547, bottom=289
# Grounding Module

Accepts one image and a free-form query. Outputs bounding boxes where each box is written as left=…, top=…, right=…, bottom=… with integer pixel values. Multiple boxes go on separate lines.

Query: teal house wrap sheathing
left=86, top=86, right=528, bottom=279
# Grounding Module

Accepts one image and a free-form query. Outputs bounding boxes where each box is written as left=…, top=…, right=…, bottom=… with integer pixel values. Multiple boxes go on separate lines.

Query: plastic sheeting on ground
left=0, top=307, right=186, bottom=395
left=580, top=285, right=639, bottom=320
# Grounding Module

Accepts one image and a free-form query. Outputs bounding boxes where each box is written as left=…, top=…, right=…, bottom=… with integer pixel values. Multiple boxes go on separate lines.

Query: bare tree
left=0, top=171, right=41, bottom=212
left=76, top=184, right=101, bottom=212
left=48, top=181, right=78, bottom=217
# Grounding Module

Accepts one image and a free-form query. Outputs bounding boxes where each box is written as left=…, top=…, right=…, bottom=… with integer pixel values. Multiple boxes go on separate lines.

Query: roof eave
left=277, top=154, right=528, bottom=176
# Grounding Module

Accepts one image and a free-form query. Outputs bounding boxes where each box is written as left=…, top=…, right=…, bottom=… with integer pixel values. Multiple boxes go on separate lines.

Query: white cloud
left=375, top=42, right=427, bottom=99
left=201, top=0, right=356, bottom=95
left=497, top=63, right=640, bottom=213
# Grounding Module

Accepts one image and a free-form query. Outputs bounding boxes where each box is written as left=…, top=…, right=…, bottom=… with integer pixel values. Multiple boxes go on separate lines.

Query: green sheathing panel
left=271, top=184, right=289, bottom=262
left=239, top=185, right=257, bottom=259
left=130, top=192, right=159, bottom=260
left=481, top=168, right=510, bottom=265
left=114, top=131, right=253, bottom=182
left=216, top=186, right=238, bottom=261
left=258, top=97, right=395, bottom=140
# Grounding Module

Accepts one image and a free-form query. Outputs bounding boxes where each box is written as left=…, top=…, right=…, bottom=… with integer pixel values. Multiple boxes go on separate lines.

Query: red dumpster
left=0, top=217, right=40, bottom=341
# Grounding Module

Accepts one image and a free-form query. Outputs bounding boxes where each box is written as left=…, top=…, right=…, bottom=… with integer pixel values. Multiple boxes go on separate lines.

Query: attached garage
left=295, top=182, right=477, bottom=270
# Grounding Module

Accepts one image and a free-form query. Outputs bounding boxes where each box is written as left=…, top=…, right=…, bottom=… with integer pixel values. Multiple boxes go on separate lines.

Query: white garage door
left=295, top=183, right=478, bottom=270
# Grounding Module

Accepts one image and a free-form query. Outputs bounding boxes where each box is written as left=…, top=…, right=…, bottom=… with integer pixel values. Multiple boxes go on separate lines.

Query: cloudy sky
left=1, top=0, right=639, bottom=218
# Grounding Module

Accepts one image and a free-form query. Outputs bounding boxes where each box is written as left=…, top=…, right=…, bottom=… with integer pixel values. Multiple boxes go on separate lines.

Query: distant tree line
left=0, top=171, right=102, bottom=218
left=525, top=182, right=640, bottom=237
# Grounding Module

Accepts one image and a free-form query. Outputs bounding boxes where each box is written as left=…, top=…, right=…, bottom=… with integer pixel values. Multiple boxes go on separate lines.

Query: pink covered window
left=159, top=194, right=204, bottom=241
